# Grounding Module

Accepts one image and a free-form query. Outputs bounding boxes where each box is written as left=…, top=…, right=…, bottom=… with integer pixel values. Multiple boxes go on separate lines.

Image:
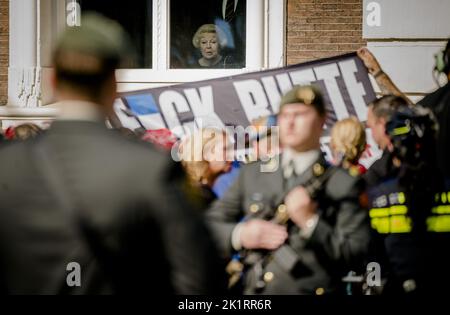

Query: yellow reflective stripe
left=390, top=205, right=408, bottom=215
left=371, top=215, right=412, bottom=234
left=427, top=215, right=450, bottom=233
left=390, top=215, right=412, bottom=233
left=392, top=126, right=410, bottom=136
left=432, top=205, right=450, bottom=214
left=434, top=191, right=450, bottom=204
left=398, top=192, right=406, bottom=204
left=370, top=208, right=389, bottom=218
left=370, top=205, right=411, bottom=234
left=371, top=217, right=390, bottom=234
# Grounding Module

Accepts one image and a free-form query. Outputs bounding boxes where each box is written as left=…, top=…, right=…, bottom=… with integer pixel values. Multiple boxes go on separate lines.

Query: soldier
left=206, top=85, right=370, bottom=295
left=0, top=13, right=226, bottom=295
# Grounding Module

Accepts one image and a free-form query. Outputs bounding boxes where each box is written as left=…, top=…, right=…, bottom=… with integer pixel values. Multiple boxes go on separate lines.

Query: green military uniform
left=206, top=153, right=370, bottom=294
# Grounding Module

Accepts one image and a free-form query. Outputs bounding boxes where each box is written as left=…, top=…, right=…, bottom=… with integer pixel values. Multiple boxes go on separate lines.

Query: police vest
left=368, top=178, right=450, bottom=234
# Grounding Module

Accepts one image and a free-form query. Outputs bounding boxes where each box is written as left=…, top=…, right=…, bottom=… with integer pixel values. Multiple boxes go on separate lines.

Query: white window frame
left=116, top=0, right=286, bottom=90
left=4, top=0, right=285, bottom=111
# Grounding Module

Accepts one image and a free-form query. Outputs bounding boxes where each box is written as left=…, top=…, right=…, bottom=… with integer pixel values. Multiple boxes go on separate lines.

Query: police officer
left=365, top=96, right=450, bottom=294
left=206, top=85, right=370, bottom=295
left=418, top=39, right=450, bottom=185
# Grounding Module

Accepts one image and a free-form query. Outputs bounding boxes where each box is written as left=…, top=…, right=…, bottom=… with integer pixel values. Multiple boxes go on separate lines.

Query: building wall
left=0, top=0, right=8, bottom=105
left=286, top=0, right=449, bottom=102
left=362, top=0, right=450, bottom=101
left=286, top=0, right=366, bottom=65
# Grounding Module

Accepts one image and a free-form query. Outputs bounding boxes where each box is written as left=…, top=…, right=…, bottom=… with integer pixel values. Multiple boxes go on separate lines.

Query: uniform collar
left=281, top=148, right=321, bottom=178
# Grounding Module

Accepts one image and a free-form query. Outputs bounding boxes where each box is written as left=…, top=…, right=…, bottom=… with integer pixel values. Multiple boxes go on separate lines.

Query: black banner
left=114, top=52, right=376, bottom=139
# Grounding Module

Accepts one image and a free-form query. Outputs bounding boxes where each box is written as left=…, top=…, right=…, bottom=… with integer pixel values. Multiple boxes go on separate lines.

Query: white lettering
left=184, top=86, right=225, bottom=129
left=339, top=59, right=368, bottom=121
left=159, top=91, right=192, bottom=137
left=366, top=2, right=381, bottom=27
left=314, top=63, right=349, bottom=120
left=66, top=262, right=81, bottom=287
left=66, top=1, right=81, bottom=27
left=233, top=80, right=271, bottom=123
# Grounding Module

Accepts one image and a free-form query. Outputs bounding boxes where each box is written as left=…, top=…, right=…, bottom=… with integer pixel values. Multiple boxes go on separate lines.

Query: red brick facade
left=287, top=0, right=366, bottom=65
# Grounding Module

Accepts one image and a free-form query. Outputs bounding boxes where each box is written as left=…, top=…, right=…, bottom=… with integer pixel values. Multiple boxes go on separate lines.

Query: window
left=44, top=0, right=285, bottom=95
left=170, top=0, right=246, bottom=69
left=79, top=0, right=153, bottom=68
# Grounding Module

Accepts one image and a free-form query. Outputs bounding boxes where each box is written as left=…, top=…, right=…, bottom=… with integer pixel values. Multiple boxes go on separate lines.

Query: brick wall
left=287, top=0, right=366, bottom=65
left=0, top=0, right=8, bottom=105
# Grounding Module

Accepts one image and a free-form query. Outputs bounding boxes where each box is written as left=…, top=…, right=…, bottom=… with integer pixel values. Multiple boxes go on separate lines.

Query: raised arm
left=357, top=47, right=412, bottom=104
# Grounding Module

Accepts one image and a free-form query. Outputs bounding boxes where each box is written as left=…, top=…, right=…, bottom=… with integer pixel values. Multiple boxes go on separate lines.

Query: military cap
left=279, top=85, right=326, bottom=116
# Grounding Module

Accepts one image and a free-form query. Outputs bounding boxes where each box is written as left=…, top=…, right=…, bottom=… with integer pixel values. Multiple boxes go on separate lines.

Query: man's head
left=366, top=95, right=409, bottom=151
left=277, top=85, right=326, bottom=152
left=52, top=13, right=131, bottom=112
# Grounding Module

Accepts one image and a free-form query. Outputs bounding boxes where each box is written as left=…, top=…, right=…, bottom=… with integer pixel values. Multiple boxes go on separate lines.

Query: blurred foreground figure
left=0, top=14, right=225, bottom=294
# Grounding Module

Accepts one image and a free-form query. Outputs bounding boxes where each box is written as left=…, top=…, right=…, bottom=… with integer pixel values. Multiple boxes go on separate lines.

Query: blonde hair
left=192, top=24, right=227, bottom=49
left=179, top=128, right=226, bottom=185
left=330, top=116, right=366, bottom=164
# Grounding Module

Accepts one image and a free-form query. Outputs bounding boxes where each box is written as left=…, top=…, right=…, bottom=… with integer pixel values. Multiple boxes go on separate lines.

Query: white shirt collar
left=281, top=148, right=321, bottom=178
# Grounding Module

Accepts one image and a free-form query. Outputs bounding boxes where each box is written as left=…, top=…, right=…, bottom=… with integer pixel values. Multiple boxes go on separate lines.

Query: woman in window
left=192, top=24, right=234, bottom=68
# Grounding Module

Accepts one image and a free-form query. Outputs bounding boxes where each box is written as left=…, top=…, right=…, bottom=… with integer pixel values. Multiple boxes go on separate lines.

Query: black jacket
left=365, top=149, right=450, bottom=293
left=0, top=121, right=226, bottom=294
left=419, top=83, right=450, bottom=181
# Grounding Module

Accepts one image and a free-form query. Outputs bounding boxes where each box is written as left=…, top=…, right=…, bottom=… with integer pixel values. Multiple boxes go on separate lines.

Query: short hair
left=330, top=116, right=366, bottom=164
left=192, top=24, right=227, bottom=49
left=279, top=85, right=326, bottom=117
left=369, top=95, right=409, bottom=121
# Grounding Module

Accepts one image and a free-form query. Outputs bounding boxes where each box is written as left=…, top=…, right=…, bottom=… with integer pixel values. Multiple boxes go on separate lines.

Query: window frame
left=42, top=0, right=286, bottom=97
left=115, top=0, right=286, bottom=88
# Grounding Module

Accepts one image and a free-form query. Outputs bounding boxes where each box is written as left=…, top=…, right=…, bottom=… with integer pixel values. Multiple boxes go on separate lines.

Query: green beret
left=279, top=85, right=326, bottom=116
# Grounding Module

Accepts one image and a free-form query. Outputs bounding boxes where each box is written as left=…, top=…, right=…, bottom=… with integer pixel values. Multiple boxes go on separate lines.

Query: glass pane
left=170, top=0, right=246, bottom=69
left=78, top=0, right=152, bottom=68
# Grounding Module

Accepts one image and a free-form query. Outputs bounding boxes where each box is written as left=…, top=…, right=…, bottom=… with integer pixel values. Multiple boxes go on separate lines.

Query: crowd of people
left=0, top=13, right=449, bottom=295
